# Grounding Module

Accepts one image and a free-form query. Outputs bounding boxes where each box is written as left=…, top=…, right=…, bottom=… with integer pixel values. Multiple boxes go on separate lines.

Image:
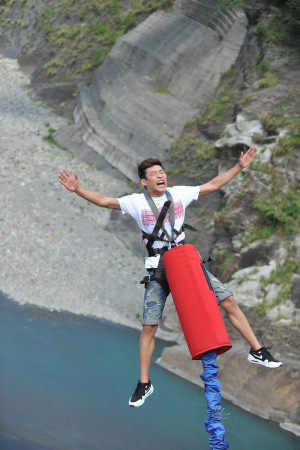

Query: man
left=59, top=146, right=282, bottom=408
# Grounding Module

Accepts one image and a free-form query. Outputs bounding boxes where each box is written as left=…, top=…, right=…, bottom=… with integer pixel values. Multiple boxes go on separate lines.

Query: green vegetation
left=43, top=127, right=72, bottom=153
left=0, top=0, right=16, bottom=13
left=0, top=0, right=175, bottom=81
left=272, top=135, right=300, bottom=157
left=260, top=111, right=289, bottom=134
left=253, top=256, right=300, bottom=317
left=259, top=112, right=300, bottom=135
left=167, top=135, right=216, bottom=182
left=268, top=258, right=300, bottom=302
left=254, top=0, right=300, bottom=48
left=251, top=300, right=268, bottom=317
left=252, top=58, right=278, bottom=89
left=132, top=0, right=174, bottom=14
left=241, top=92, right=253, bottom=105
left=241, top=168, right=300, bottom=246
left=212, top=248, right=236, bottom=279
left=40, top=1, right=132, bottom=76
left=266, top=112, right=300, bottom=132
left=197, top=69, right=240, bottom=127
left=260, top=112, right=300, bottom=157
left=253, top=184, right=300, bottom=234
left=242, top=224, right=274, bottom=246
left=217, top=0, right=300, bottom=48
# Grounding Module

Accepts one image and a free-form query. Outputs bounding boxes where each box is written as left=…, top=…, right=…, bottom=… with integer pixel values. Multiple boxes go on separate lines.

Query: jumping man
left=59, top=146, right=282, bottom=408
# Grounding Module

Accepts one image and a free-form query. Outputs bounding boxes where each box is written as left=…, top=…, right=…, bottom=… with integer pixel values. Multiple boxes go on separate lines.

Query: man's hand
left=58, top=170, right=79, bottom=192
left=58, top=169, right=121, bottom=209
left=199, top=145, right=258, bottom=197
left=238, top=146, right=258, bottom=169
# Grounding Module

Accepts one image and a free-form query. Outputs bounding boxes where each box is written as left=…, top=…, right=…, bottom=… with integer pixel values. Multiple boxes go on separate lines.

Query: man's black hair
left=137, top=158, right=164, bottom=180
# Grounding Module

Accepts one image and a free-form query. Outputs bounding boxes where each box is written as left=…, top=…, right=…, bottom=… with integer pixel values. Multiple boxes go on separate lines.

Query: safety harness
left=140, top=190, right=196, bottom=292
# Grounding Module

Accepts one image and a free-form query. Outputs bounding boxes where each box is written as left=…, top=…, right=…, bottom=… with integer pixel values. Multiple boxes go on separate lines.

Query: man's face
left=141, top=165, right=167, bottom=197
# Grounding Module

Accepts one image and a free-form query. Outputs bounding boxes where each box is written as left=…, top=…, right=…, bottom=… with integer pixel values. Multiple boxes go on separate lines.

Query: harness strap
left=140, top=246, right=170, bottom=293
left=148, top=240, right=186, bottom=256
left=144, top=191, right=175, bottom=243
left=144, top=191, right=188, bottom=245
left=165, top=190, right=175, bottom=242
left=151, top=247, right=168, bottom=290
left=202, top=255, right=216, bottom=264
left=143, top=191, right=197, bottom=254
left=145, top=199, right=172, bottom=255
left=142, top=226, right=196, bottom=242
left=140, top=251, right=216, bottom=292
left=182, top=223, right=197, bottom=233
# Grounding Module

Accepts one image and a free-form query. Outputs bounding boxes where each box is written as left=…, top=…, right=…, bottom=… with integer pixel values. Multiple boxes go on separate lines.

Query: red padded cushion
left=163, top=244, right=232, bottom=360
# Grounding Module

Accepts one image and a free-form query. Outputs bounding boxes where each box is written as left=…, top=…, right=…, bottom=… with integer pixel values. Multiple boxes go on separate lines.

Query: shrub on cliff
left=218, top=0, right=300, bottom=48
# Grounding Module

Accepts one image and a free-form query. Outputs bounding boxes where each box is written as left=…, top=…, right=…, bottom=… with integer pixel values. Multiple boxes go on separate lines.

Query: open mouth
left=157, top=180, right=164, bottom=186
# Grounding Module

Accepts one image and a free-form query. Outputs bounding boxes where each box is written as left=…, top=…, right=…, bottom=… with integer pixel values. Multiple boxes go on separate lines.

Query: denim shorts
left=142, top=270, right=232, bottom=326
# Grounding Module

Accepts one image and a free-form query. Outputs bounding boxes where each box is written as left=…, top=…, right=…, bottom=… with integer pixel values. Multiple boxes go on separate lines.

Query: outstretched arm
left=58, top=170, right=121, bottom=210
left=198, top=146, right=257, bottom=197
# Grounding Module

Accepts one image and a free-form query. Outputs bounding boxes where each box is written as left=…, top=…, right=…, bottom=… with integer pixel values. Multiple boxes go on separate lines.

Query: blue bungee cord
left=200, top=350, right=229, bottom=449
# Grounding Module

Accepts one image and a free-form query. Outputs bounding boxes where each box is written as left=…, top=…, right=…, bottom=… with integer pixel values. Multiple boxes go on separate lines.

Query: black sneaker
left=129, top=380, right=154, bottom=407
left=247, top=344, right=282, bottom=368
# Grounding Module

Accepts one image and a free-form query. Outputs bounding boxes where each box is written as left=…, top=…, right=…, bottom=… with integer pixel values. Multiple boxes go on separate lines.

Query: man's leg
left=219, top=295, right=260, bottom=350
left=207, top=270, right=282, bottom=368
left=129, top=276, right=168, bottom=407
left=139, top=324, right=158, bottom=383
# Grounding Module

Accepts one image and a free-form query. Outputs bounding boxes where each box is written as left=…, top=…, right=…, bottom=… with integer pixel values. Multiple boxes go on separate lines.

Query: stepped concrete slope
left=74, top=0, right=247, bottom=181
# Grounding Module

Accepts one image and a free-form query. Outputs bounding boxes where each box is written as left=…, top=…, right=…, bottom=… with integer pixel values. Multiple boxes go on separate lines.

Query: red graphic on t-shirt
left=142, top=200, right=184, bottom=226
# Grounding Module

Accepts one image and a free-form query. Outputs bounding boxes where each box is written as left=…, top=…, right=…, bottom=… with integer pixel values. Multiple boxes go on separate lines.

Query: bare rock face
left=226, top=263, right=276, bottom=308
left=291, top=277, right=300, bottom=310
left=75, top=0, right=248, bottom=180
left=215, top=112, right=264, bottom=153
left=212, top=107, right=300, bottom=324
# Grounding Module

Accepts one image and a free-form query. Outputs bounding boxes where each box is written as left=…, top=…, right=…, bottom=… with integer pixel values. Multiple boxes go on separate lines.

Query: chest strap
left=143, top=191, right=196, bottom=256
left=144, top=191, right=175, bottom=244
left=145, top=198, right=172, bottom=256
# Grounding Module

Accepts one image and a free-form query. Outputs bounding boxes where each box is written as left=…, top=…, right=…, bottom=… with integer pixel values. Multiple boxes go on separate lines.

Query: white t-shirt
left=118, top=186, right=199, bottom=268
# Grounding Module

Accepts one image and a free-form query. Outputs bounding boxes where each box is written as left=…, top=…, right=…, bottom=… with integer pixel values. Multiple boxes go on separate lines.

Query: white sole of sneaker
left=129, top=385, right=154, bottom=407
left=247, top=354, right=282, bottom=368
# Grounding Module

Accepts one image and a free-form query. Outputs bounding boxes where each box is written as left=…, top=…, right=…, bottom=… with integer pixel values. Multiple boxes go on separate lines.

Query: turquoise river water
left=0, top=291, right=299, bottom=450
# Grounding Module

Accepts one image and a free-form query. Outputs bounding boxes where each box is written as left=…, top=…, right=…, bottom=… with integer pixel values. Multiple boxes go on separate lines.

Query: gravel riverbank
left=0, top=55, right=179, bottom=340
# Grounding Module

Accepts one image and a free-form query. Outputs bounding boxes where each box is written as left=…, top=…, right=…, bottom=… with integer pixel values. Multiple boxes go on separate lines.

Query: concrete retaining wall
left=75, top=0, right=248, bottom=180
